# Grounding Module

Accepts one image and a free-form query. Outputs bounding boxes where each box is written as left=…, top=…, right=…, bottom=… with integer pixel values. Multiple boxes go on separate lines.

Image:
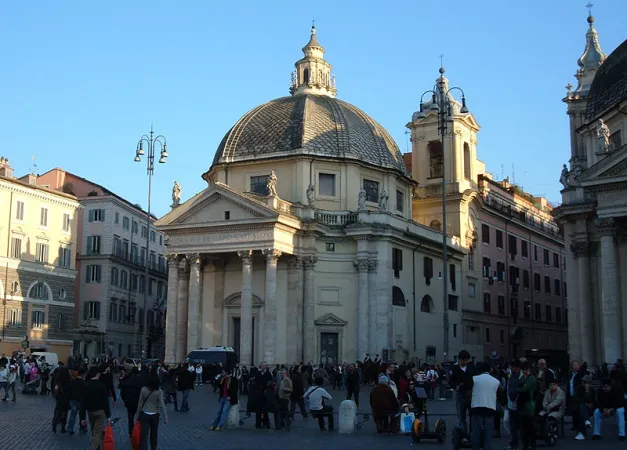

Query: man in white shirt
left=304, top=376, right=334, bottom=431
left=470, top=362, right=500, bottom=450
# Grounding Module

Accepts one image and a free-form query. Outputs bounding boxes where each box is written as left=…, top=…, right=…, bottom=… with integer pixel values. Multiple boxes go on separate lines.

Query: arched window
left=392, top=286, right=406, bottom=307
left=29, top=282, right=49, bottom=300
left=464, top=142, right=472, bottom=180
left=428, top=141, right=443, bottom=178
left=429, top=219, right=441, bottom=231
left=303, top=68, right=310, bottom=83
left=420, top=295, right=434, bottom=313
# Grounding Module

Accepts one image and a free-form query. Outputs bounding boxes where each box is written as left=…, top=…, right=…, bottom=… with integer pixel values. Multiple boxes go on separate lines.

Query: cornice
left=165, top=222, right=276, bottom=235
left=0, top=179, right=80, bottom=208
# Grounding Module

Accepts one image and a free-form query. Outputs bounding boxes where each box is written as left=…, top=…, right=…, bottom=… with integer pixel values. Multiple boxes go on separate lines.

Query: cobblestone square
left=0, top=383, right=623, bottom=449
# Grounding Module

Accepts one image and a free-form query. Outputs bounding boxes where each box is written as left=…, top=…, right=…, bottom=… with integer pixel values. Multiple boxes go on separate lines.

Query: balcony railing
left=314, top=211, right=359, bottom=226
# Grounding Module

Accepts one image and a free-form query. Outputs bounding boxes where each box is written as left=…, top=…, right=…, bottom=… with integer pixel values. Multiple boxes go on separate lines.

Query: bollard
left=338, top=400, right=357, bottom=434
left=227, top=404, right=241, bottom=428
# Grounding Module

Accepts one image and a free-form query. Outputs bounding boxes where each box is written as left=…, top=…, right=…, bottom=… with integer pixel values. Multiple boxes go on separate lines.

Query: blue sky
left=1, top=1, right=625, bottom=216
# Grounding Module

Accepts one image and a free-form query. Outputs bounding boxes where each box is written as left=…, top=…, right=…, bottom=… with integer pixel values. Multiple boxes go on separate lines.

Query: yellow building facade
left=0, top=158, right=79, bottom=361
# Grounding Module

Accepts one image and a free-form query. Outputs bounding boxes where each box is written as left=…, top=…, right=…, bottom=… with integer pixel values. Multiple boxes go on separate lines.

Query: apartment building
left=37, top=168, right=167, bottom=360
left=0, top=158, right=79, bottom=361
left=464, top=175, right=568, bottom=362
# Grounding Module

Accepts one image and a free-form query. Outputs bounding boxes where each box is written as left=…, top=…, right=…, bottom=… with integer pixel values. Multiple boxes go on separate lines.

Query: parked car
left=30, top=352, right=59, bottom=370
left=122, top=357, right=139, bottom=372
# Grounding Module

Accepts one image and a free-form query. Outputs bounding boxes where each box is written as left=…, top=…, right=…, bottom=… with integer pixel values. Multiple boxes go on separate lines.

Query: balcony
left=314, top=211, right=359, bottom=226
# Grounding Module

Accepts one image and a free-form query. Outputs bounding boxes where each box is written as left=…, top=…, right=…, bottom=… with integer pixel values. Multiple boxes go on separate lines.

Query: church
left=156, top=26, right=466, bottom=367
left=553, top=13, right=627, bottom=365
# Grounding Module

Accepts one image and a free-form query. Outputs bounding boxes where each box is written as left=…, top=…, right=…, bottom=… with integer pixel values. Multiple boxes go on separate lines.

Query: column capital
left=262, top=248, right=282, bottom=263
left=237, top=250, right=253, bottom=265
left=302, top=255, right=317, bottom=270
left=287, top=257, right=303, bottom=270
left=354, top=257, right=369, bottom=272
left=595, top=218, right=617, bottom=236
left=166, top=253, right=179, bottom=264
left=368, top=259, right=378, bottom=273
left=186, top=253, right=201, bottom=266
left=570, top=241, right=589, bottom=259
left=177, top=257, right=188, bottom=276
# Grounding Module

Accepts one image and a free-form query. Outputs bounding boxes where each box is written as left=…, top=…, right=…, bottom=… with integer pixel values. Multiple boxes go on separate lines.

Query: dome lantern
left=573, top=7, right=607, bottom=97
left=290, top=25, right=337, bottom=98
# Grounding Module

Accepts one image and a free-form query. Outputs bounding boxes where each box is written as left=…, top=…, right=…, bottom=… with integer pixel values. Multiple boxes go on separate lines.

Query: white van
left=30, top=352, right=59, bottom=369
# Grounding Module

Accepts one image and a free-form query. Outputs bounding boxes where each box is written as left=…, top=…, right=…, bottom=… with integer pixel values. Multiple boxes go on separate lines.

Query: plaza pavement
left=0, top=383, right=623, bottom=449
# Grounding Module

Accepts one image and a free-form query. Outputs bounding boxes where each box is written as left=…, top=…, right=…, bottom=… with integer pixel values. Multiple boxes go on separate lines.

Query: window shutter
left=96, top=265, right=102, bottom=282
left=58, top=247, right=63, bottom=265
left=86, top=236, right=93, bottom=254
left=31, top=310, right=36, bottom=325
left=83, top=304, right=88, bottom=320
left=95, top=302, right=101, bottom=319
left=88, top=210, right=94, bottom=222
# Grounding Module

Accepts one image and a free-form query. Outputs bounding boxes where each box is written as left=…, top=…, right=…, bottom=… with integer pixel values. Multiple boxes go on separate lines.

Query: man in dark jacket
left=346, top=363, right=361, bottom=408
left=249, top=362, right=274, bottom=428
left=177, top=364, right=195, bottom=412
left=80, top=367, right=111, bottom=450
left=289, top=366, right=308, bottom=419
left=97, top=364, right=116, bottom=407
left=119, top=367, right=143, bottom=436
left=592, top=379, right=625, bottom=440
left=450, top=350, right=474, bottom=438
left=67, top=368, right=87, bottom=435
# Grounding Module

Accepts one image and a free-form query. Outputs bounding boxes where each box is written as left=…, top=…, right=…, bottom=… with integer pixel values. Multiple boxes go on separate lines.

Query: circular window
left=59, top=288, right=67, bottom=300
left=11, top=281, right=19, bottom=294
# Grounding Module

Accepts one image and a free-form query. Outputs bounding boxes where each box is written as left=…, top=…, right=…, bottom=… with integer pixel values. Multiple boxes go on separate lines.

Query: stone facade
left=0, top=160, right=79, bottom=361
left=156, top=28, right=466, bottom=366
left=553, top=16, right=627, bottom=365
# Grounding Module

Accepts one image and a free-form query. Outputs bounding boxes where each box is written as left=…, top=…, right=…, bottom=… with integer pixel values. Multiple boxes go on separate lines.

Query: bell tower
left=406, top=70, right=481, bottom=195
left=290, top=25, right=337, bottom=98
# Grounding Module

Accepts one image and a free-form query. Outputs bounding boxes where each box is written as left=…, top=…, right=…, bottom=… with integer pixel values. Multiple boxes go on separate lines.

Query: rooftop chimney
left=0, top=157, right=14, bottom=178
left=26, top=173, right=37, bottom=185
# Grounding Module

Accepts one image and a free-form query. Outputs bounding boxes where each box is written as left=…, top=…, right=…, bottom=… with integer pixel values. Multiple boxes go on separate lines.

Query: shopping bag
left=131, top=420, right=142, bottom=450
left=103, top=423, right=114, bottom=450
left=400, top=412, right=415, bottom=434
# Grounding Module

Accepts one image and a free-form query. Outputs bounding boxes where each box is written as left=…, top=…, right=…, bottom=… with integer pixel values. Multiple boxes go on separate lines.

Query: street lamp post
left=416, top=66, right=469, bottom=358
left=134, top=125, right=168, bottom=360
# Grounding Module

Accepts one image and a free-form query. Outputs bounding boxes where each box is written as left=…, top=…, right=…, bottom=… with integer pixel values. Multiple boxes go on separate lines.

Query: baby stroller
left=22, top=378, right=41, bottom=395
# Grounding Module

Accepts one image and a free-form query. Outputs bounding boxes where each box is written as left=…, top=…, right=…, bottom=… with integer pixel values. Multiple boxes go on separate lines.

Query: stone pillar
left=597, top=219, right=623, bottom=363
left=566, top=243, right=582, bottom=361
left=175, top=258, right=189, bottom=362
left=571, top=241, right=593, bottom=362
left=164, top=254, right=179, bottom=365
left=186, top=253, right=201, bottom=354
left=287, top=258, right=303, bottom=363
left=302, top=256, right=317, bottom=364
left=376, top=242, right=392, bottom=353
left=367, top=259, right=378, bottom=355
left=354, top=257, right=370, bottom=361
left=262, top=249, right=281, bottom=365
left=238, top=250, right=254, bottom=366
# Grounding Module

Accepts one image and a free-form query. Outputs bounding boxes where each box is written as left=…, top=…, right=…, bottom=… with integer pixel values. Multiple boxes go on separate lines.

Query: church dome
left=586, top=38, right=627, bottom=118
left=212, top=93, right=407, bottom=174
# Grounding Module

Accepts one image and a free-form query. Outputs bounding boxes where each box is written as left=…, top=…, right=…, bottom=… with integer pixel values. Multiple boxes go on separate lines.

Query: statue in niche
left=267, top=171, right=278, bottom=197
left=379, top=189, right=389, bottom=212
left=596, top=119, right=611, bottom=152
left=306, top=183, right=315, bottom=206
left=171, top=181, right=182, bottom=207
left=559, top=164, right=570, bottom=189
left=357, top=188, right=367, bottom=210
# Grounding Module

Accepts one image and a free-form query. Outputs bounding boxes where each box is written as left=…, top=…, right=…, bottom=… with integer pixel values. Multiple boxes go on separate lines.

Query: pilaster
left=570, top=241, right=591, bottom=362
left=287, top=257, right=303, bottom=363
left=354, top=257, right=370, bottom=361
left=367, top=259, right=378, bottom=355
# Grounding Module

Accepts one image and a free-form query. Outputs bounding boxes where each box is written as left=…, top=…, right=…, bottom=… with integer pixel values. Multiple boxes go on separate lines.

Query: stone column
left=175, top=258, right=189, bottom=362
left=164, top=254, right=179, bottom=365
left=574, top=241, right=595, bottom=362
left=354, top=257, right=370, bottom=361
left=376, top=242, right=392, bottom=353
left=287, top=258, right=303, bottom=364
left=367, top=259, right=378, bottom=355
left=262, top=249, right=281, bottom=365
left=186, top=253, right=201, bottom=353
left=566, top=243, right=582, bottom=361
left=597, top=219, right=623, bottom=363
left=238, top=250, right=254, bottom=366
left=302, top=256, right=317, bottom=364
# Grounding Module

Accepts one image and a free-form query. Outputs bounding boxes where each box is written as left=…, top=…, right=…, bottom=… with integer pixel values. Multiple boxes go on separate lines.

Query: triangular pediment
left=155, top=182, right=279, bottom=227
left=579, top=145, right=627, bottom=182
left=314, top=312, right=347, bottom=327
